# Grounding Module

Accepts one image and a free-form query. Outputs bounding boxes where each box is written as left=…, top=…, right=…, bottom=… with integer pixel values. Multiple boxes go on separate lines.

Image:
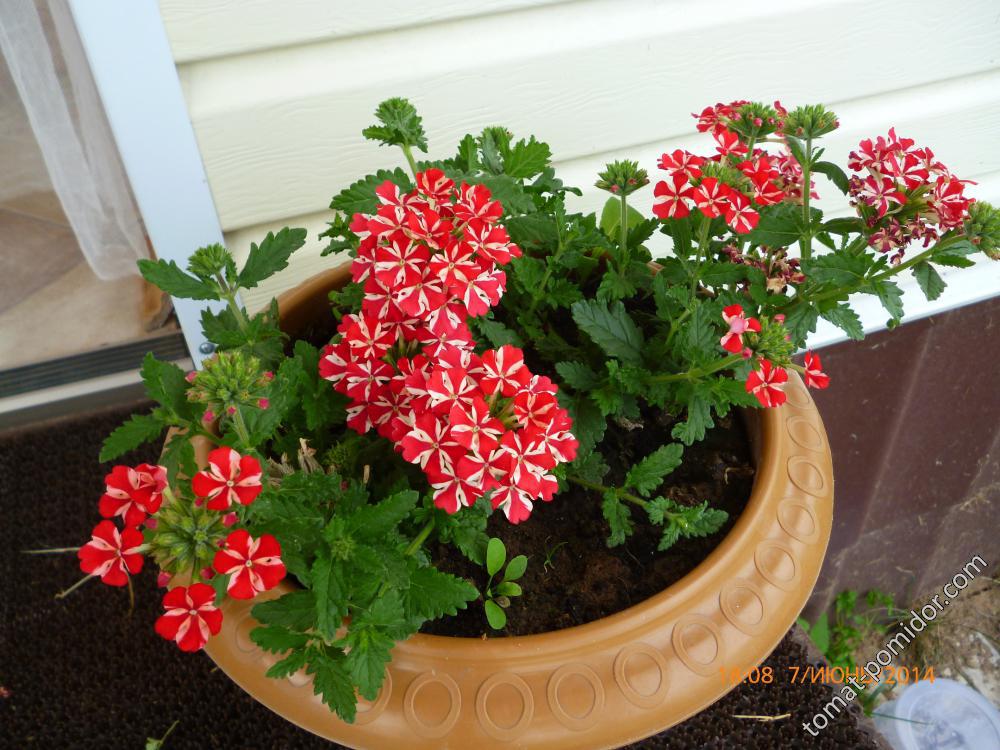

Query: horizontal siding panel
left=160, top=0, right=575, bottom=63
left=179, top=0, right=1000, bottom=232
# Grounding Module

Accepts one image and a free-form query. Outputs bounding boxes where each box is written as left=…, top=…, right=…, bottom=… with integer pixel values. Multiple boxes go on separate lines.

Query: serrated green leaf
left=361, top=97, right=427, bottom=151
left=138, top=258, right=218, bottom=300
left=569, top=450, right=609, bottom=483
left=403, top=564, right=478, bottom=620
left=238, top=227, right=307, bottom=289
left=503, top=136, right=551, bottom=179
left=802, top=253, right=870, bottom=286
left=265, top=648, right=309, bottom=680
left=486, top=537, right=506, bottom=576
left=913, top=261, right=946, bottom=301
left=681, top=301, right=718, bottom=362
left=820, top=304, right=864, bottom=340
left=624, top=444, right=683, bottom=497
left=658, top=524, right=681, bottom=551
left=699, top=262, right=749, bottom=287
left=472, top=315, right=524, bottom=348
left=932, top=238, right=978, bottom=267
left=484, top=599, right=507, bottom=630
left=140, top=354, right=192, bottom=418
left=312, top=550, right=348, bottom=640
left=867, top=279, right=904, bottom=322
left=250, top=625, right=310, bottom=654
left=555, top=361, right=601, bottom=391
left=812, top=161, right=850, bottom=194
left=330, top=168, right=413, bottom=215
left=571, top=300, right=645, bottom=365
left=671, top=392, right=713, bottom=446
left=251, top=590, right=317, bottom=632
left=596, top=267, right=637, bottom=302
left=343, top=627, right=395, bottom=701
left=454, top=133, right=479, bottom=172
left=504, top=555, right=528, bottom=582
left=346, top=490, right=419, bottom=541
left=601, top=491, right=633, bottom=547
left=747, top=203, right=809, bottom=247
left=821, top=217, right=866, bottom=235
left=100, top=413, right=163, bottom=462
left=784, top=303, right=819, bottom=345
left=308, top=647, right=357, bottom=722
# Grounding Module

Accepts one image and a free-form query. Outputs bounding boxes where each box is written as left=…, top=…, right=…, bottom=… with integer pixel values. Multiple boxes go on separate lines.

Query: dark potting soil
left=422, top=410, right=755, bottom=637
left=0, top=403, right=887, bottom=749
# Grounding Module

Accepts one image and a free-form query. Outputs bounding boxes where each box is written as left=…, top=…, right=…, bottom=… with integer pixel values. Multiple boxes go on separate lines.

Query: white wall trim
left=67, top=0, right=226, bottom=367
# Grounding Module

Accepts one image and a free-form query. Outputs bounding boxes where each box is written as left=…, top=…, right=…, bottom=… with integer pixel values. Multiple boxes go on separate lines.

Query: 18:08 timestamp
left=719, top=665, right=936, bottom=686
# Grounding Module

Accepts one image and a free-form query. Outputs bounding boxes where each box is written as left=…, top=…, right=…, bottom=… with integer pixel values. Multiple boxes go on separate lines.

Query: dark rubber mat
left=0, top=404, right=885, bottom=749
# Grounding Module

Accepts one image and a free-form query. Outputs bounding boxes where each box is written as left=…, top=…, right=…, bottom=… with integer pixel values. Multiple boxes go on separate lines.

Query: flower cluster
left=653, top=101, right=819, bottom=234
left=78, top=448, right=284, bottom=652
left=320, top=171, right=577, bottom=523
left=718, top=304, right=829, bottom=407
left=848, top=128, right=975, bottom=262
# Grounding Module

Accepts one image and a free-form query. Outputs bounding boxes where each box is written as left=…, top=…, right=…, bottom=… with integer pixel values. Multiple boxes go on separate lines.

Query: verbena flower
left=154, top=583, right=223, bottom=652
left=78, top=520, right=144, bottom=586
left=98, top=464, right=167, bottom=527
left=212, top=530, right=286, bottom=600
left=192, top=447, right=264, bottom=511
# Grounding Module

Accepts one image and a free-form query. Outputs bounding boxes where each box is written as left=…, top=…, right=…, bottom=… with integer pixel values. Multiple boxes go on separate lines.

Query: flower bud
left=222, top=512, right=238, bottom=528
left=157, top=571, right=172, bottom=588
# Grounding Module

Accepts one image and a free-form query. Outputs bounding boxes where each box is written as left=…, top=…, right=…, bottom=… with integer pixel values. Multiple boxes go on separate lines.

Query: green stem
left=651, top=354, right=744, bottom=383
left=689, top=217, right=712, bottom=301
left=800, top=136, right=813, bottom=260
left=567, top=476, right=647, bottom=508
left=215, top=273, right=249, bottom=333
left=405, top=518, right=436, bottom=556
left=55, top=573, right=95, bottom=599
left=231, top=407, right=252, bottom=448
left=619, top=190, right=629, bottom=263
left=400, top=144, right=419, bottom=178
left=22, top=546, right=80, bottom=554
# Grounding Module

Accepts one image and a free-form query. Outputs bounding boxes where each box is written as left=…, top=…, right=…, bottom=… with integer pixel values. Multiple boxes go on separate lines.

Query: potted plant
left=70, top=97, right=998, bottom=748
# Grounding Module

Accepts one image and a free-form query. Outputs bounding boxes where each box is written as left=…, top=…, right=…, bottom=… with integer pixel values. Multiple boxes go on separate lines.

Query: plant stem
left=231, top=407, right=252, bottom=448
left=650, top=354, right=744, bottom=383
left=405, top=518, right=436, bottom=556
left=215, top=274, right=249, bottom=333
left=21, top=546, right=80, bottom=554
left=689, top=216, right=712, bottom=301
left=619, top=190, right=629, bottom=263
left=400, top=144, right=419, bottom=178
left=567, top=475, right=648, bottom=508
left=801, top=136, right=814, bottom=261
left=55, top=573, right=95, bottom=599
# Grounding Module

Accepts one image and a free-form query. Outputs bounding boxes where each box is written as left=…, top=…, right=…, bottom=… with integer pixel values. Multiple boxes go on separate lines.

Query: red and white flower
left=479, top=345, right=530, bottom=397
left=720, top=304, right=761, bottom=353
left=154, top=583, right=223, bottom=652
left=98, top=463, right=167, bottom=526
left=722, top=190, right=760, bottom=234
left=192, top=447, right=264, bottom=511
left=212, top=530, right=286, bottom=600
left=803, top=352, right=830, bottom=390
left=78, top=520, right=144, bottom=586
left=652, top=173, right=693, bottom=219
left=745, top=360, right=788, bottom=408
left=691, top=178, right=728, bottom=219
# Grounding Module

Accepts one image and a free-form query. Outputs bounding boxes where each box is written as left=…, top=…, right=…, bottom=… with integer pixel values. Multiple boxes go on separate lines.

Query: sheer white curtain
left=0, top=0, right=147, bottom=280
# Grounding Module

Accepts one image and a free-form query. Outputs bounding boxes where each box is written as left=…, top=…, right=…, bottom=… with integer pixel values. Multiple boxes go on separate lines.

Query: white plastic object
left=873, top=677, right=1000, bottom=750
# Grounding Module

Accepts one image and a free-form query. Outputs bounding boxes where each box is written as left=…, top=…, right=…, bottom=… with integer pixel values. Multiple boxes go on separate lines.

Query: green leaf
left=159, top=430, right=196, bottom=482
left=802, top=253, right=870, bottom=287
left=747, top=203, right=806, bottom=247
left=100, top=413, right=163, bottom=462
left=599, top=195, right=646, bottom=237
left=454, top=133, right=479, bottom=172
left=671, top=392, right=713, bottom=446
left=932, top=238, right=978, bottom=268
left=250, top=625, right=310, bottom=654
left=596, top=267, right=637, bottom=302
left=137, top=258, right=218, bottom=300
left=913, top=261, right=945, bottom=301
left=783, top=303, right=819, bottom=345
left=343, top=627, right=395, bottom=701
left=504, top=555, right=528, bottom=582
left=601, top=491, right=633, bottom=547
left=812, top=161, right=850, bottom=194
left=312, top=550, right=348, bottom=639
left=659, top=215, right=693, bottom=259
left=404, top=564, right=478, bottom=620
left=566, top=395, right=606, bottom=456
left=809, top=612, right=831, bottom=654
left=570, top=451, right=610, bottom=483
left=496, top=581, right=522, bottom=597
left=472, top=315, right=524, bottom=349
left=308, top=648, right=357, bottom=723
left=484, top=599, right=507, bottom=630
left=238, top=227, right=308, bottom=289
left=140, top=354, right=191, bottom=416
left=658, top=524, right=681, bottom=551
left=820, top=304, right=864, bottom=341
left=555, top=361, right=602, bottom=391
left=624, top=444, right=683, bottom=497
left=486, top=537, right=506, bottom=576
left=330, top=168, right=413, bottom=215
left=681, top=301, right=718, bottom=362
left=505, top=214, right=559, bottom=249
left=699, top=262, right=749, bottom=288
left=361, top=97, right=427, bottom=151
left=821, top=217, right=866, bottom=236
left=868, top=279, right=904, bottom=322
left=503, top=136, right=551, bottom=179
left=571, top=300, right=645, bottom=365
left=346, top=490, right=419, bottom=541
left=251, top=590, right=317, bottom=632
left=265, top=648, right=309, bottom=680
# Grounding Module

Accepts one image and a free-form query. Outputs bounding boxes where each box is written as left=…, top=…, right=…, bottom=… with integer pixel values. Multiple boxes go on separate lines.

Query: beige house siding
left=159, top=0, right=1000, bottom=313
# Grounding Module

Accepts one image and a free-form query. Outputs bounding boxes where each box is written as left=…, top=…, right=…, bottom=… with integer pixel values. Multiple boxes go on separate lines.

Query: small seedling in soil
left=542, top=538, right=568, bottom=572
left=146, top=719, right=179, bottom=750
left=483, top=537, right=527, bottom=630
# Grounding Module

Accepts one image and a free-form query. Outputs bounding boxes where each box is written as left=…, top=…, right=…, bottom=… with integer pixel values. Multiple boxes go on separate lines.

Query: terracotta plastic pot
left=188, top=265, right=834, bottom=749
